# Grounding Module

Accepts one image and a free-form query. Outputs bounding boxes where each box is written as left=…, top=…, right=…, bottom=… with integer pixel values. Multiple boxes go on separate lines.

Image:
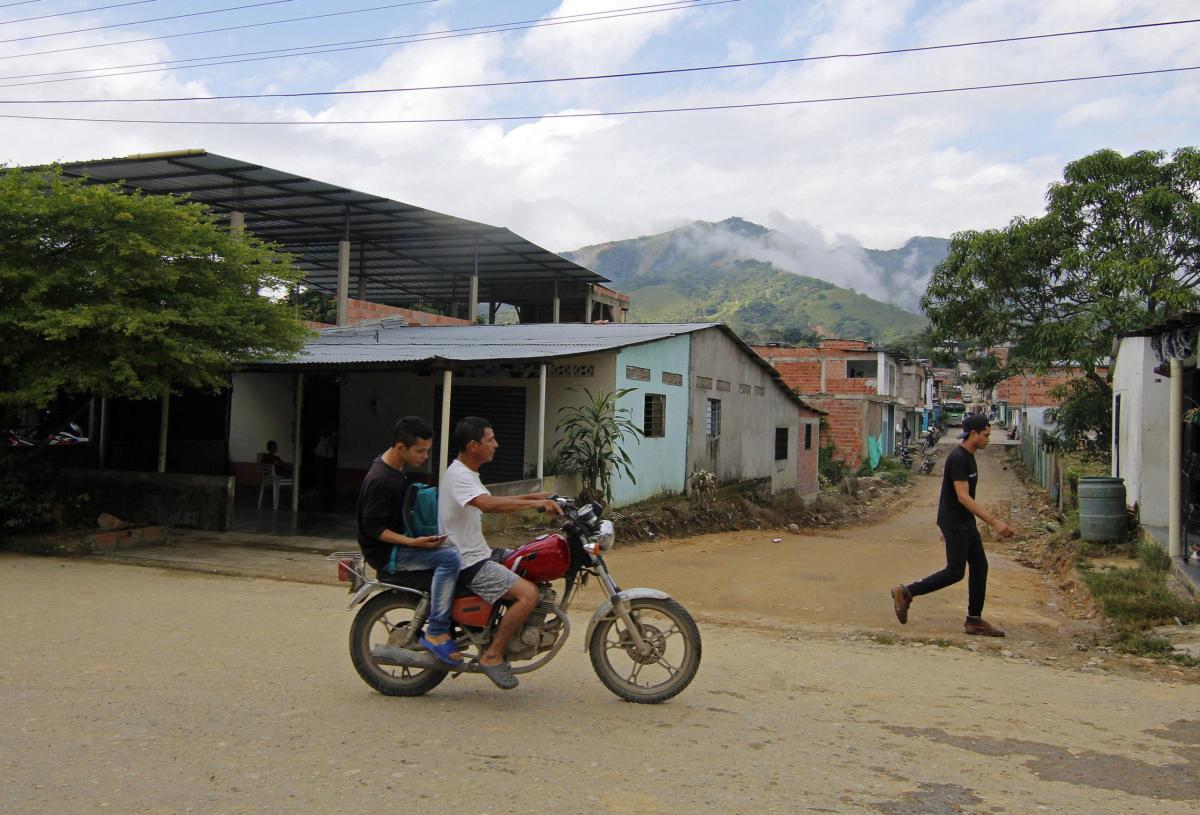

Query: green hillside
left=567, top=218, right=934, bottom=344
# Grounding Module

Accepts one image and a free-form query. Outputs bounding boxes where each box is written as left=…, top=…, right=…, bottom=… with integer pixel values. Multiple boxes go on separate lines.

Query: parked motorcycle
left=329, top=497, right=702, bottom=704
left=48, top=422, right=88, bottom=445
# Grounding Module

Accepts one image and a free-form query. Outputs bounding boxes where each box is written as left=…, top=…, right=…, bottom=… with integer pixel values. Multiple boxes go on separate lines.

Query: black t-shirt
left=937, top=444, right=978, bottom=530
left=356, top=456, right=410, bottom=570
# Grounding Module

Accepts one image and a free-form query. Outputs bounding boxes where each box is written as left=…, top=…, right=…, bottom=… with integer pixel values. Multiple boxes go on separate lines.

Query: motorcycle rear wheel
left=350, top=591, right=448, bottom=697
left=588, top=597, right=701, bottom=704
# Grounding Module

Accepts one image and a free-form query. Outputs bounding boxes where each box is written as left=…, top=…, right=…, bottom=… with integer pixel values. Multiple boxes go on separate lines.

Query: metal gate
left=434, top=385, right=528, bottom=484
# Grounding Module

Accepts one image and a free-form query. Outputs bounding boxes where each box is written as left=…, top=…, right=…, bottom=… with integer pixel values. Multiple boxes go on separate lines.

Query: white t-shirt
left=438, top=459, right=492, bottom=567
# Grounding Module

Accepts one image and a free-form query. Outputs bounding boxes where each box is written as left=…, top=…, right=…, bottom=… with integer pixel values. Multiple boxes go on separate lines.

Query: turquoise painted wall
left=611, top=336, right=691, bottom=505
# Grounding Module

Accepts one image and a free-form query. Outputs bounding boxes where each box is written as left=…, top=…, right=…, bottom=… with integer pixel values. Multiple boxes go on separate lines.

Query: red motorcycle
left=329, top=497, right=701, bottom=704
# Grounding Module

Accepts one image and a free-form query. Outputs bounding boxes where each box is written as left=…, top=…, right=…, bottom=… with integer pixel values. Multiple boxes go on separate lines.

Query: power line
left=0, top=0, right=462, bottom=59
left=1, top=1, right=160, bottom=27
left=6, top=16, right=1198, bottom=105
left=0, top=0, right=296, bottom=44
left=0, top=1, right=46, bottom=8
left=0, top=0, right=717, bottom=75
left=0, top=64, right=1193, bottom=125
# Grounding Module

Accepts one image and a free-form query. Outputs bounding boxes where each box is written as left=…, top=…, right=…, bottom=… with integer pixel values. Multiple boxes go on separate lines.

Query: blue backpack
left=401, top=482, right=439, bottom=538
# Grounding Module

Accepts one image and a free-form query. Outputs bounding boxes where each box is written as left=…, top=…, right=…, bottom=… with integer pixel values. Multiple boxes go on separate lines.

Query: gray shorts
left=467, top=560, right=519, bottom=605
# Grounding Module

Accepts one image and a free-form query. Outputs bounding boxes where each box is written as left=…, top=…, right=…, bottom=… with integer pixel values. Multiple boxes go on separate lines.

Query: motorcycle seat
left=375, top=568, right=480, bottom=598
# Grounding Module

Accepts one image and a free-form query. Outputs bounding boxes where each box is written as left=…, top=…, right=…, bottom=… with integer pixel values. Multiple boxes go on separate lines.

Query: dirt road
left=2, top=441, right=1198, bottom=813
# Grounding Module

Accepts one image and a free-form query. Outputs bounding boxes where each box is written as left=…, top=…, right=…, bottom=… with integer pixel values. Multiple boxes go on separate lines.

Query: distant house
left=753, top=339, right=928, bottom=467
left=987, top=346, right=1106, bottom=427
left=233, top=322, right=823, bottom=508
left=1111, top=312, right=1200, bottom=564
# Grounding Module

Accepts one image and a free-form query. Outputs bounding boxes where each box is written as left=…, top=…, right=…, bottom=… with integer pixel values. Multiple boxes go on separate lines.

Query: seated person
left=260, top=440, right=293, bottom=477
left=438, top=416, right=562, bottom=689
left=358, top=417, right=462, bottom=667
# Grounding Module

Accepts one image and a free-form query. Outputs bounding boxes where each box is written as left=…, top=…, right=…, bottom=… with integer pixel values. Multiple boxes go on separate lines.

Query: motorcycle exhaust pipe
left=371, top=645, right=482, bottom=673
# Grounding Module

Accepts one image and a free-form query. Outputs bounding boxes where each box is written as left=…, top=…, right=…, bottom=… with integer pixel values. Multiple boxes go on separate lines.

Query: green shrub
left=0, top=451, right=53, bottom=531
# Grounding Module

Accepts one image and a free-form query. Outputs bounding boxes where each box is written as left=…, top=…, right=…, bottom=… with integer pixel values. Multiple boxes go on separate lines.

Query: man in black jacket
left=891, top=414, right=1014, bottom=636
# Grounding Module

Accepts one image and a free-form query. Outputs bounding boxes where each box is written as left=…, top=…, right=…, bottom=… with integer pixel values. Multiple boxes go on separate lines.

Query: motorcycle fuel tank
left=502, top=533, right=570, bottom=582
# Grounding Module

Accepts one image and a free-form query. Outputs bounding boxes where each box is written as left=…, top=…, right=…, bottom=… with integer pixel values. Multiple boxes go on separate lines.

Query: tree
left=0, top=167, right=310, bottom=416
left=923, top=148, right=1200, bottom=390
left=551, top=387, right=643, bottom=504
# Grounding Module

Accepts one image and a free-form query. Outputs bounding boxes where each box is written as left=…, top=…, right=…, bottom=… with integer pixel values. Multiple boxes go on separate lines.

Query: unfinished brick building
left=754, top=339, right=930, bottom=468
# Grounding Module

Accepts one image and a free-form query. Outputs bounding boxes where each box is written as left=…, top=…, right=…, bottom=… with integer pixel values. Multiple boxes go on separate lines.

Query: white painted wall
left=1112, top=336, right=1170, bottom=526
left=229, top=372, right=295, bottom=464
left=687, top=328, right=800, bottom=494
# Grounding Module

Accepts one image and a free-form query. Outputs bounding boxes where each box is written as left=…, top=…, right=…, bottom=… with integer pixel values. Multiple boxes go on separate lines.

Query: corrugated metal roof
left=244, top=320, right=821, bottom=413
left=256, top=321, right=714, bottom=366
left=51, top=150, right=605, bottom=310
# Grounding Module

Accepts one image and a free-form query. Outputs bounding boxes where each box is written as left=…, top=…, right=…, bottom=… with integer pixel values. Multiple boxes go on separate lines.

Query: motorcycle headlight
left=595, top=519, right=615, bottom=551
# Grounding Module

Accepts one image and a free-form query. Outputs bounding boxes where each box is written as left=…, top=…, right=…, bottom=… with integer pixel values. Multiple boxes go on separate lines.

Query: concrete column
left=583, top=287, right=593, bottom=324
left=439, top=369, right=453, bottom=479
left=552, top=297, right=560, bottom=323
left=357, top=245, right=366, bottom=301
left=157, top=394, right=170, bottom=473
left=468, top=273, right=479, bottom=324
left=292, top=373, right=304, bottom=513
left=1169, top=357, right=1183, bottom=558
left=336, top=240, right=351, bottom=326
left=229, top=210, right=245, bottom=235
left=537, top=363, right=547, bottom=482
left=98, top=397, right=109, bottom=469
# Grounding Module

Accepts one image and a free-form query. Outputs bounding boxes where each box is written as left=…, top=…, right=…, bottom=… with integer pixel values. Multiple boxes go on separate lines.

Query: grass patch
left=1079, top=539, right=1200, bottom=661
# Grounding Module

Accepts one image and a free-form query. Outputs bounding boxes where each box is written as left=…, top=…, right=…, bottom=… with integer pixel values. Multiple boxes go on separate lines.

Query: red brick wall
left=996, top=368, right=1107, bottom=407
left=752, top=344, right=880, bottom=397
left=805, top=397, right=868, bottom=467
left=306, top=299, right=473, bottom=329
left=819, top=339, right=872, bottom=352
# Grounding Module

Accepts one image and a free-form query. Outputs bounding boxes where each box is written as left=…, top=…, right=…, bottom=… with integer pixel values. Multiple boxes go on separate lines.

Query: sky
left=2, top=0, right=1199, bottom=257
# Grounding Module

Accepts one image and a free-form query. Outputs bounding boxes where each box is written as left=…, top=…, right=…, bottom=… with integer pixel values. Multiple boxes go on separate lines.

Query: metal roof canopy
left=56, top=149, right=606, bottom=309
left=242, top=321, right=818, bottom=412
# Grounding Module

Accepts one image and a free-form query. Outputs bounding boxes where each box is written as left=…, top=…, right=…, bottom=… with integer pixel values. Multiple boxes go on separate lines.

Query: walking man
left=891, top=414, right=1013, bottom=636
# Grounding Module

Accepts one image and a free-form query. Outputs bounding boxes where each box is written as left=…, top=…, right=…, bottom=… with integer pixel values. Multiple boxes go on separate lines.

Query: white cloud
left=2, top=0, right=1197, bottom=282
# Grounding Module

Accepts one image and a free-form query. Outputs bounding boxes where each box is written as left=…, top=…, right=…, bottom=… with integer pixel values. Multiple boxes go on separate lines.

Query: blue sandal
left=418, top=635, right=464, bottom=670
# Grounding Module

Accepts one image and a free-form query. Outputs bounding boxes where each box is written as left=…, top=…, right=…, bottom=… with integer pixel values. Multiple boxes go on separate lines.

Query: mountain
left=565, top=218, right=946, bottom=345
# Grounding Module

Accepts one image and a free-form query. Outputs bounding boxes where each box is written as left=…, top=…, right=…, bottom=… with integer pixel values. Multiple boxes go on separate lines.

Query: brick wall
left=996, top=368, right=1107, bottom=407
left=752, top=344, right=881, bottom=397
left=307, top=298, right=474, bottom=329
left=805, top=397, right=868, bottom=467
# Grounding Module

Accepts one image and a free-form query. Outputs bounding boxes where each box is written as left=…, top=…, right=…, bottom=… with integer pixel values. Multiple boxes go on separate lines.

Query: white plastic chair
left=257, top=459, right=294, bottom=510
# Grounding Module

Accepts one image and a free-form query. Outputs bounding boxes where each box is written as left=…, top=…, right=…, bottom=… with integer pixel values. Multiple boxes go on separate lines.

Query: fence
left=1017, top=414, right=1069, bottom=511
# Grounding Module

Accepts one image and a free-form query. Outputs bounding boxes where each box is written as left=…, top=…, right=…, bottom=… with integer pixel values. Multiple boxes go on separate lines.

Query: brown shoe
left=964, top=618, right=1006, bottom=637
left=891, top=585, right=911, bottom=624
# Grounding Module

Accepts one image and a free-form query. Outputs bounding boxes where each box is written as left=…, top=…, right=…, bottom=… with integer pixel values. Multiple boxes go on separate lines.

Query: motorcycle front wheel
left=349, top=591, right=448, bottom=697
left=588, top=597, right=701, bottom=704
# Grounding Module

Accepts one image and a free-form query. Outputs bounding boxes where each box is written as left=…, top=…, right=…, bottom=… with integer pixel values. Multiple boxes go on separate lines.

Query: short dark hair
left=453, top=416, right=492, bottom=453
left=266, top=440, right=278, bottom=449
left=393, top=416, right=434, bottom=448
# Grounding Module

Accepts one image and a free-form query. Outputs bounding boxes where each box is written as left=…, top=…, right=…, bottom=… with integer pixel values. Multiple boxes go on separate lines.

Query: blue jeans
left=387, top=545, right=461, bottom=637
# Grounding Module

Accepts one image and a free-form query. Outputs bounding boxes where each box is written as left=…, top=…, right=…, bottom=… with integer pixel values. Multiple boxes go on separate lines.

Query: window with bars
left=706, top=398, right=721, bottom=436
left=643, top=393, right=665, bottom=438
left=775, top=427, right=789, bottom=460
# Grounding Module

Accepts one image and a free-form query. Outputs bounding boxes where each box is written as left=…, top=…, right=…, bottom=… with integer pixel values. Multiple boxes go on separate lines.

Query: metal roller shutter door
left=434, top=385, right=527, bottom=484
